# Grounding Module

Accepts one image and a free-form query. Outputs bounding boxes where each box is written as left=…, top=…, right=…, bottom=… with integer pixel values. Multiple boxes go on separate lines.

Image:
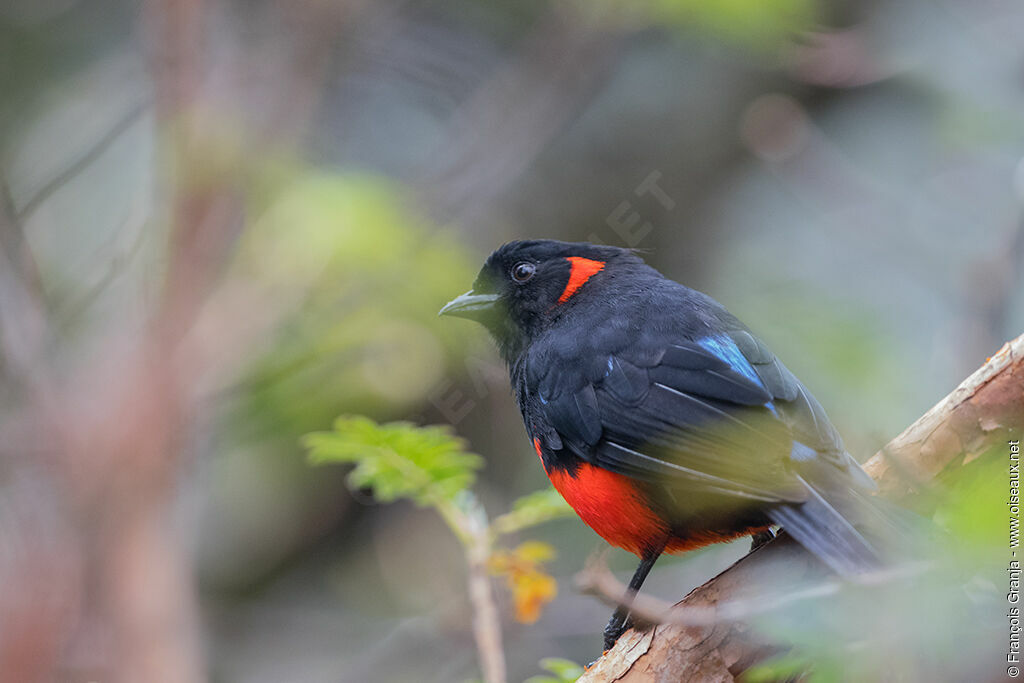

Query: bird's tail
left=767, top=472, right=920, bottom=578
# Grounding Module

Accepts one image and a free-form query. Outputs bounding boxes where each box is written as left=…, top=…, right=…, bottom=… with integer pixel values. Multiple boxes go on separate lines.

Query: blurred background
left=1, top=0, right=1023, bottom=681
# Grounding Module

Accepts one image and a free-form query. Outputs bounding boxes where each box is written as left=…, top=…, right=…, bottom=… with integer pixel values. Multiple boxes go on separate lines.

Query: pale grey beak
left=438, top=290, right=500, bottom=321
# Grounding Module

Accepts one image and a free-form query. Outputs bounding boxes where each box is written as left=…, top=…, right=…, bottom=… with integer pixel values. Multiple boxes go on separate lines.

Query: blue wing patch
left=697, top=335, right=765, bottom=389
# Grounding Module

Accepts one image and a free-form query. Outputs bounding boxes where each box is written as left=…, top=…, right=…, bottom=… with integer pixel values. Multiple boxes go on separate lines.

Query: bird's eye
left=511, top=261, right=536, bottom=283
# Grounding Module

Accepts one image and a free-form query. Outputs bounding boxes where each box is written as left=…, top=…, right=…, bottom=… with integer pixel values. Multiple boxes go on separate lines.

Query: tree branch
left=578, top=332, right=1024, bottom=682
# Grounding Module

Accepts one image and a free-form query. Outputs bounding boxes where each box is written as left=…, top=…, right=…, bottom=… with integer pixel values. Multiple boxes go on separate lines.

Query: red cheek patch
left=557, top=257, right=605, bottom=304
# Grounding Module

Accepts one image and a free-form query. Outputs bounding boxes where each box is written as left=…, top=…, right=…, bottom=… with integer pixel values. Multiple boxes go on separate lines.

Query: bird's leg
left=602, top=549, right=661, bottom=651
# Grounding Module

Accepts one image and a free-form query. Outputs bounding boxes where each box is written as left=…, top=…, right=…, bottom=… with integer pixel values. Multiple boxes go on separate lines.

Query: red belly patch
left=535, top=440, right=768, bottom=556
left=547, top=463, right=668, bottom=557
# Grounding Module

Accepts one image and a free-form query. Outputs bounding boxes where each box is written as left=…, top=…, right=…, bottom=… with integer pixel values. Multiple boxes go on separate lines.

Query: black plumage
left=440, top=239, right=888, bottom=648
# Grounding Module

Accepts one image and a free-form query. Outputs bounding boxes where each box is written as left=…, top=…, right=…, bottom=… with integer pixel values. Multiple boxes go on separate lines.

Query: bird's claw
left=749, top=528, right=776, bottom=552
left=602, top=612, right=633, bottom=651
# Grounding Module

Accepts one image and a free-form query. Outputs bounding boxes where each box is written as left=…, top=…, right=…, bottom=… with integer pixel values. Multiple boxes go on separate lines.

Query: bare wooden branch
left=579, top=333, right=1024, bottom=682
left=862, top=335, right=1024, bottom=497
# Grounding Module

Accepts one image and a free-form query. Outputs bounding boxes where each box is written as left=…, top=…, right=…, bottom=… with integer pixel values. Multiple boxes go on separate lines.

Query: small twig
left=574, top=551, right=928, bottom=629
left=14, top=103, right=148, bottom=223
left=466, top=532, right=508, bottom=683
left=439, top=498, right=507, bottom=683
left=0, top=175, right=53, bottom=394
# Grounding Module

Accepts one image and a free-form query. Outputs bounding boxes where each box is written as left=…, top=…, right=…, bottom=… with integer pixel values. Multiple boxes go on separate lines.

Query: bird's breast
left=535, top=439, right=668, bottom=556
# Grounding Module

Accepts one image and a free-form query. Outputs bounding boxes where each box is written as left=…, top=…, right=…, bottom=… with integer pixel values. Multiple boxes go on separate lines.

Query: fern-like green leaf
left=304, top=415, right=482, bottom=506
left=491, top=487, right=574, bottom=537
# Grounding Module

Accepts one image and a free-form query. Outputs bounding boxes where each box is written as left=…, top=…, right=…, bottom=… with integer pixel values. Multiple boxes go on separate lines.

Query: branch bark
left=579, top=333, right=1024, bottom=682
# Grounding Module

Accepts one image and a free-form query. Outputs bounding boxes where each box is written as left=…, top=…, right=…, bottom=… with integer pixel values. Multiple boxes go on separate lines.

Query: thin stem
left=465, top=534, right=507, bottom=683
left=438, top=498, right=506, bottom=683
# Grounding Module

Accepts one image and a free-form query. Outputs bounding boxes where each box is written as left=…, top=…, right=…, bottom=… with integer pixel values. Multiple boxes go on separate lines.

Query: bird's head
left=440, top=240, right=643, bottom=360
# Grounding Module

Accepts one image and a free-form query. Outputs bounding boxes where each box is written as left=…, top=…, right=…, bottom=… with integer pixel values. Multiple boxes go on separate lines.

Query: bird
left=440, top=239, right=886, bottom=651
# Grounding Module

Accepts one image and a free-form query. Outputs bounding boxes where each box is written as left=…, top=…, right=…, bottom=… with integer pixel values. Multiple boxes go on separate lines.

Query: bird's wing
left=526, top=326, right=872, bottom=505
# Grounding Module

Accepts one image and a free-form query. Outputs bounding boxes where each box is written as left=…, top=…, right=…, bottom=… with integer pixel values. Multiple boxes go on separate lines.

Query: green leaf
left=227, top=172, right=480, bottom=445
left=649, top=0, right=816, bottom=48
left=742, top=652, right=814, bottom=682
left=538, top=657, right=585, bottom=680
left=304, top=415, right=482, bottom=506
left=524, top=656, right=584, bottom=683
left=491, top=487, right=574, bottom=537
left=575, top=0, right=818, bottom=51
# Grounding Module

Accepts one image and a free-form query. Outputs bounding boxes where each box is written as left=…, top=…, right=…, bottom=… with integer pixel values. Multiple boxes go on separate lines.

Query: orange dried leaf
left=511, top=571, right=557, bottom=623
left=489, top=541, right=559, bottom=623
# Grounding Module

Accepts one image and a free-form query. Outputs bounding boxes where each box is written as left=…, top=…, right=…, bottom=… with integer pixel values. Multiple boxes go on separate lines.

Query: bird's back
left=514, top=268, right=881, bottom=572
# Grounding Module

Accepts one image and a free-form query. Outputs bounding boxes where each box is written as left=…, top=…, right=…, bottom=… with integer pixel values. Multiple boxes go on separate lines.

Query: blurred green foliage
left=524, top=657, right=585, bottom=683
left=305, top=416, right=483, bottom=506
left=444, top=0, right=816, bottom=50
left=576, top=0, right=817, bottom=49
left=305, top=413, right=575, bottom=663
left=305, top=414, right=572, bottom=533
left=198, top=172, right=483, bottom=587
left=645, top=0, right=816, bottom=47
left=743, top=448, right=1010, bottom=682
left=492, top=487, right=574, bottom=537
left=934, top=445, right=1008, bottom=553
left=227, top=172, right=479, bottom=446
